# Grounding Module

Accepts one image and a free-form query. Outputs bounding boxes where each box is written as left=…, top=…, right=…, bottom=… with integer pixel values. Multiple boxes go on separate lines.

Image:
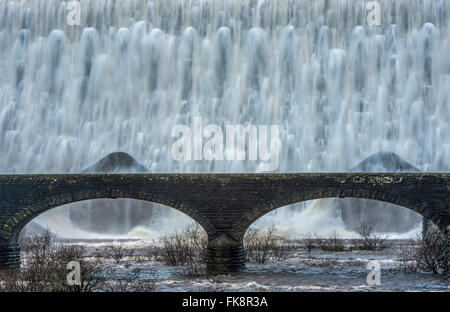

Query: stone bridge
left=0, top=173, right=449, bottom=274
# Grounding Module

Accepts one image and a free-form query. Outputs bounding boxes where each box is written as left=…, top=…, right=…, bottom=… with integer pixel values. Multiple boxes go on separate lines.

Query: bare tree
left=0, top=230, right=106, bottom=292
left=107, top=243, right=126, bottom=264
left=302, top=232, right=316, bottom=253
left=244, top=226, right=293, bottom=263
left=397, top=246, right=418, bottom=273
left=158, top=223, right=208, bottom=275
left=396, top=226, right=448, bottom=276
left=355, top=221, right=390, bottom=250
left=414, top=227, right=446, bottom=274
left=319, top=230, right=345, bottom=252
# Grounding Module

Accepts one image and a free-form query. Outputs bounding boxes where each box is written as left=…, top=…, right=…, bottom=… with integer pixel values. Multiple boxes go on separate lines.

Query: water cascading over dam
left=0, top=0, right=449, bottom=238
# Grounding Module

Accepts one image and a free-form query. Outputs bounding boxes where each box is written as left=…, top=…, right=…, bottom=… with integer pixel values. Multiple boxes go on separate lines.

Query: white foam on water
left=250, top=200, right=355, bottom=238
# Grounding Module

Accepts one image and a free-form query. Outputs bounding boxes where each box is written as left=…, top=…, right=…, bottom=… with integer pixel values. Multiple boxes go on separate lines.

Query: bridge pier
left=444, top=228, right=450, bottom=279
left=206, top=234, right=245, bottom=274
left=422, top=217, right=430, bottom=239
left=0, top=243, right=21, bottom=268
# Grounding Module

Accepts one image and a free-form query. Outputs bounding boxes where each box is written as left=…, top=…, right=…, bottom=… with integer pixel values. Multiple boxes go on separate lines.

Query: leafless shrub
left=5, top=230, right=66, bottom=292
left=301, top=232, right=317, bottom=253
left=158, top=223, right=208, bottom=275
left=354, top=222, right=390, bottom=251
left=17, top=228, right=35, bottom=252
left=53, top=244, right=85, bottom=262
left=140, top=240, right=161, bottom=262
left=0, top=268, right=27, bottom=292
left=395, top=226, right=448, bottom=276
left=22, top=229, right=56, bottom=263
left=397, top=246, right=418, bottom=273
left=92, top=247, right=109, bottom=259
left=0, top=230, right=106, bottom=292
left=414, top=227, right=447, bottom=275
left=244, top=226, right=294, bottom=264
left=318, top=230, right=345, bottom=252
left=130, top=268, right=157, bottom=292
left=0, top=230, right=164, bottom=292
left=107, top=244, right=127, bottom=264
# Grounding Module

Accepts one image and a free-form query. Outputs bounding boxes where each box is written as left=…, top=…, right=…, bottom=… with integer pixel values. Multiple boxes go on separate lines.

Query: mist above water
left=1, top=0, right=449, bottom=238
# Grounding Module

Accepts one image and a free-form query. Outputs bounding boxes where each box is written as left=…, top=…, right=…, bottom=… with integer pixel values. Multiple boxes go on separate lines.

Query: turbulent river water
left=0, top=0, right=449, bottom=239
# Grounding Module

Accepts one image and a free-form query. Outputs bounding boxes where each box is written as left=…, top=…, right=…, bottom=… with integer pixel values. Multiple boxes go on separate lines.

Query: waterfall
left=0, top=0, right=449, bottom=237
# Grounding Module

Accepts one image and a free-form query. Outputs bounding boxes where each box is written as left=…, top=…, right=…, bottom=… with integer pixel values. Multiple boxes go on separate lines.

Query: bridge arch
left=5, top=190, right=213, bottom=245
left=235, top=189, right=432, bottom=239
